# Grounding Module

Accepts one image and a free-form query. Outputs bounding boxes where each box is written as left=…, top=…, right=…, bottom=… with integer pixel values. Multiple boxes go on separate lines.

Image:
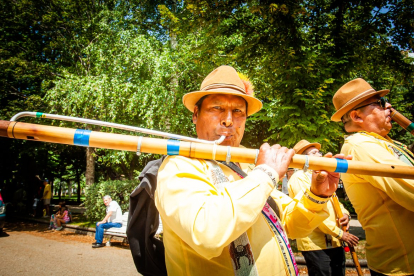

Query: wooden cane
left=332, top=194, right=363, bottom=276
left=390, top=108, right=414, bottom=135
left=1, top=120, right=414, bottom=179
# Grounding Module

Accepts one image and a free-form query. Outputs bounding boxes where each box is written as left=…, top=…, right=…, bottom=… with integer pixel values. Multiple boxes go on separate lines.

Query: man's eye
left=234, top=109, right=242, bottom=113
left=213, top=106, right=221, bottom=110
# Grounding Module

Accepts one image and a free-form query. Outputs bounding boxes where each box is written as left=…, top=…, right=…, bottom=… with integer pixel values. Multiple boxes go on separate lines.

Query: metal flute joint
left=10, top=112, right=227, bottom=145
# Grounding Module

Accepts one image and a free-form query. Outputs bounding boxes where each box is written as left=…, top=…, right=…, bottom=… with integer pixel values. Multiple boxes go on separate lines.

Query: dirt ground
left=0, top=220, right=371, bottom=276
left=0, top=221, right=139, bottom=276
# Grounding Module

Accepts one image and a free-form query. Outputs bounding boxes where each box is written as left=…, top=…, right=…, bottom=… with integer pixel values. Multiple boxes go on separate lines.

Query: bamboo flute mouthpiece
left=390, top=108, right=414, bottom=135
left=1, top=120, right=414, bottom=180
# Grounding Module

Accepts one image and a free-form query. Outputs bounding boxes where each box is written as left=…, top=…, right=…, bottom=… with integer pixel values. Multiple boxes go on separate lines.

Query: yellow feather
left=237, top=72, right=255, bottom=96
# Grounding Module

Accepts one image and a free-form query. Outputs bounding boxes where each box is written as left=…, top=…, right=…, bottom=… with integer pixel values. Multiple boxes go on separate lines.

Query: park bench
left=104, top=211, right=129, bottom=246
left=103, top=212, right=164, bottom=246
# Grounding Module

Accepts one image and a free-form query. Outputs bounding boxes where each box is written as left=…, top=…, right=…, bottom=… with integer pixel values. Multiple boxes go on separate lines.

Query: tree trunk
left=50, top=180, right=54, bottom=201
left=76, top=168, right=81, bottom=204
left=86, top=147, right=95, bottom=186
left=58, top=182, right=62, bottom=200
left=68, top=180, right=72, bottom=198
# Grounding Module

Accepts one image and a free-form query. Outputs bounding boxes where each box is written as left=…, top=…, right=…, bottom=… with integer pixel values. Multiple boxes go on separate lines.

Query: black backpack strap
left=127, top=157, right=167, bottom=276
left=221, top=162, right=281, bottom=218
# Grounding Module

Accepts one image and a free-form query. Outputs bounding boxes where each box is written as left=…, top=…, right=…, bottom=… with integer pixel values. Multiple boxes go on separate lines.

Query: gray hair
left=341, top=110, right=352, bottom=125
left=103, top=195, right=111, bottom=200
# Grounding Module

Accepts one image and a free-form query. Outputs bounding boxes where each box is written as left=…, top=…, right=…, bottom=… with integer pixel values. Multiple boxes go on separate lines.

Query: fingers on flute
left=323, top=152, right=333, bottom=158
left=323, top=152, right=353, bottom=161
left=260, top=143, right=270, bottom=151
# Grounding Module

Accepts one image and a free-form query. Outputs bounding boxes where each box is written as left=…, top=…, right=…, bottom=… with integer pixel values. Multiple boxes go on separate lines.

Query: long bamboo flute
left=390, top=108, right=414, bottom=135
left=1, top=120, right=414, bottom=179
left=332, top=194, right=363, bottom=275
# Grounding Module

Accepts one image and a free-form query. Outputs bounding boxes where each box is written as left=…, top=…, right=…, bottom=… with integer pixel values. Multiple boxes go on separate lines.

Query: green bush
left=84, top=179, right=139, bottom=221
left=339, top=198, right=356, bottom=215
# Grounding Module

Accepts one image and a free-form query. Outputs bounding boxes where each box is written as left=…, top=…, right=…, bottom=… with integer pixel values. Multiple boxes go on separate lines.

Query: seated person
left=54, top=205, right=71, bottom=231
left=92, top=195, right=122, bottom=248
left=48, top=202, right=71, bottom=230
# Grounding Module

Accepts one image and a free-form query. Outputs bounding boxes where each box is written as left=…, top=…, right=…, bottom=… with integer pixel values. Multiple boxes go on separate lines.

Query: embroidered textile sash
left=390, top=141, right=414, bottom=166
left=358, top=132, right=414, bottom=166
left=207, top=161, right=298, bottom=276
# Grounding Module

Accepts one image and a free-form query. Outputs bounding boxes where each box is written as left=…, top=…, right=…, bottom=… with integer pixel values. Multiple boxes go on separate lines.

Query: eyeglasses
left=307, top=149, right=323, bottom=156
left=353, top=97, right=389, bottom=111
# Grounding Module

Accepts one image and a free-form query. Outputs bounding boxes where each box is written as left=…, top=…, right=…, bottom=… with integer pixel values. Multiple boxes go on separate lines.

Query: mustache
left=216, top=129, right=237, bottom=136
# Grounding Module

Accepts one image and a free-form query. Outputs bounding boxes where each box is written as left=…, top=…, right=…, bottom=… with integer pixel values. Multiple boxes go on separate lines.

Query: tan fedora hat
left=182, top=65, right=263, bottom=116
left=331, top=78, right=389, bottom=122
left=293, top=140, right=321, bottom=155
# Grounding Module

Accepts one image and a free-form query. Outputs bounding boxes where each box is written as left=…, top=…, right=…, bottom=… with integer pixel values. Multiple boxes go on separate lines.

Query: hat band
left=201, top=83, right=246, bottom=95
left=336, top=88, right=376, bottom=110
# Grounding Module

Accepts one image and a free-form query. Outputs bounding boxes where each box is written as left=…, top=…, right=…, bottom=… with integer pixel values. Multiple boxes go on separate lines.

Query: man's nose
left=385, top=102, right=392, bottom=109
left=221, top=110, right=234, bottom=127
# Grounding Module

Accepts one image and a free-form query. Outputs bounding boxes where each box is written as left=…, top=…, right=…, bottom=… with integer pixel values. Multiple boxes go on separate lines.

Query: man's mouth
left=219, top=134, right=233, bottom=140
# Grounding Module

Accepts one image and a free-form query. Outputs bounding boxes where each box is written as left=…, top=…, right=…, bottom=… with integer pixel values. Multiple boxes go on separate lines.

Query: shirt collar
left=355, top=131, right=394, bottom=144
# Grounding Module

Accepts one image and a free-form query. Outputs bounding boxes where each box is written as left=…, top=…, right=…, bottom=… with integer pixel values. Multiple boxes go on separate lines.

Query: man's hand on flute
left=338, top=214, right=351, bottom=230
left=337, top=213, right=360, bottom=246
left=340, top=231, right=359, bottom=247
left=310, top=153, right=353, bottom=198
left=255, top=143, right=295, bottom=179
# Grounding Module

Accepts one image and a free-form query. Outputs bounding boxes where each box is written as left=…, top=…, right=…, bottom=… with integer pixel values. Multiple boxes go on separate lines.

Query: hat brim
left=331, top=89, right=389, bottom=122
left=296, top=143, right=321, bottom=155
left=183, top=90, right=263, bottom=116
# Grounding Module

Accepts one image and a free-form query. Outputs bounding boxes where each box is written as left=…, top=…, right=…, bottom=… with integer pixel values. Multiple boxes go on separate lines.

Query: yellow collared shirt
left=288, top=170, right=349, bottom=251
left=43, top=184, right=52, bottom=199
left=155, top=156, right=331, bottom=276
left=341, top=132, right=414, bottom=275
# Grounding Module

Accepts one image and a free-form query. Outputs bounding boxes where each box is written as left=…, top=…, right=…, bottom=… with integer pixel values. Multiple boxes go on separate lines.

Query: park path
left=0, top=219, right=368, bottom=276
left=0, top=221, right=140, bottom=276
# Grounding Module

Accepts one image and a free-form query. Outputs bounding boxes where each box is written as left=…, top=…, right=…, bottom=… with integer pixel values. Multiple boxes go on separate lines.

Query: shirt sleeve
left=155, top=156, right=277, bottom=259
left=108, top=202, right=117, bottom=212
left=287, top=171, right=342, bottom=238
left=340, top=202, right=350, bottom=217
left=316, top=204, right=343, bottom=239
left=349, top=141, right=414, bottom=212
left=280, top=172, right=330, bottom=239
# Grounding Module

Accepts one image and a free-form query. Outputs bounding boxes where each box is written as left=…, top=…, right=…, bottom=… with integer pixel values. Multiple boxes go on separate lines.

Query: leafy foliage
left=84, top=179, right=138, bottom=221
left=1, top=1, right=413, bottom=204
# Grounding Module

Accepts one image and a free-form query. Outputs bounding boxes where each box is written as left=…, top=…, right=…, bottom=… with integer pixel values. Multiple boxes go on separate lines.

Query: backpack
left=127, top=157, right=167, bottom=276
left=126, top=158, right=280, bottom=276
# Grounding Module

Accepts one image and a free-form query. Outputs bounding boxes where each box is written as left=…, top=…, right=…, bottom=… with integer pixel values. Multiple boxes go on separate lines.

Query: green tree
left=169, top=0, right=414, bottom=151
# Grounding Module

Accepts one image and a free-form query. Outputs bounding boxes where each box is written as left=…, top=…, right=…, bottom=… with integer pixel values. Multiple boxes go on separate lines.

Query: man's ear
left=349, top=110, right=363, bottom=124
left=192, top=106, right=198, bottom=124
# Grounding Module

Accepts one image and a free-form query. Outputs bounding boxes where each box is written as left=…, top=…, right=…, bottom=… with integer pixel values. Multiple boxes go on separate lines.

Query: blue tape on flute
left=74, top=129, right=91, bottom=147
left=167, top=139, right=180, bottom=155
left=334, top=158, right=349, bottom=173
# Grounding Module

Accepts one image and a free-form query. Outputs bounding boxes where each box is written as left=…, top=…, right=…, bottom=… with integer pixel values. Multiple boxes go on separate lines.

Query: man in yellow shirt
left=41, top=179, right=51, bottom=217
left=289, top=140, right=359, bottom=276
left=331, top=78, right=414, bottom=276
left=155, top=65, right=350, bottom=276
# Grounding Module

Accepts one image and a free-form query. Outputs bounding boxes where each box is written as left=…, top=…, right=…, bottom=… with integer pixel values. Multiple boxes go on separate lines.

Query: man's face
left=192, top=94, right=247, bottom=147
left=354, top=95, right=392, bottom=136
left=103, top=198, right=111, bottom=206
left=303, top=146, right=322, bottom=157
left=286, top=170, right=295, bottom=180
